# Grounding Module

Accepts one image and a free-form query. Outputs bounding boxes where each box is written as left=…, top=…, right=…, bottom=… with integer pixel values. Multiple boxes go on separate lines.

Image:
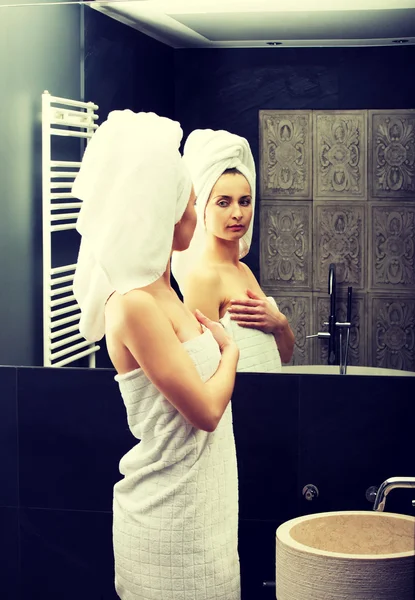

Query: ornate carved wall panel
left=314, top=294, right=366, bottom=366
left=313, top=111, right=367, bottom=200
left=314, top=203, right=365, bottom=291
left=258, top=108, right=415, bottom=370
left=370, top=203, right=415, bottom=290
left=259, top=110, right=312, bottom=199
left=369, top=110, right=415, bottom=199
left=370, top=296, right=415, bottom=371
left=269, top=292, right=312, bottom=366
left=260, top=201, right=312, bottom=290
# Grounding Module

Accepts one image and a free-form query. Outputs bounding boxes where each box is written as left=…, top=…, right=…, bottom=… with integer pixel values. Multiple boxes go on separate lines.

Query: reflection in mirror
left=1, top=1, right=414, bottom=374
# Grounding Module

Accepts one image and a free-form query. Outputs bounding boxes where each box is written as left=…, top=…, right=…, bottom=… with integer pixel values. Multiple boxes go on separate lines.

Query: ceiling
left=91, top=0, right=415, bottom=48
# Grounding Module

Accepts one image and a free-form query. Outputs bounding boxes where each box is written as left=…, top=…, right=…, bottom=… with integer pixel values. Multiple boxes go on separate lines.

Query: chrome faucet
left=306, top=264, right=353, bottom=374
left=373, top=476, right=415, bottom=512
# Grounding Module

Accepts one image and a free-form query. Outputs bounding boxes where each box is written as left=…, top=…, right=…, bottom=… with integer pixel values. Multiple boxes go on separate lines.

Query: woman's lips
left=228, top=225, right=244, bottom=231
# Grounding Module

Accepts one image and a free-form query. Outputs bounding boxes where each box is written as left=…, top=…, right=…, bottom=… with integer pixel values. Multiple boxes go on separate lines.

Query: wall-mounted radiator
left=42, top=91, right=99, bottom=367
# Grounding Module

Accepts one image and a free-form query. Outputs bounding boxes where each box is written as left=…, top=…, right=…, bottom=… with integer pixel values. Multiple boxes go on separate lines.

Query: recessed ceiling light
left=267, top=42, right=283, bottom=46
left=392, top=39, right=409, bottom=43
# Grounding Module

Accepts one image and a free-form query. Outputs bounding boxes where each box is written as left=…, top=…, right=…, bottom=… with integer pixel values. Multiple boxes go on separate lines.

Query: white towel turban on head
left=72, top=110, right=192, bottom=342
left=171, top=128, right=256, bottom=294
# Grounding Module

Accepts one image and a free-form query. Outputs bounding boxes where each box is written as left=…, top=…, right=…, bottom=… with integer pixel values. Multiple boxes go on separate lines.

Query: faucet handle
left=306, top=332, right=330, bottom=339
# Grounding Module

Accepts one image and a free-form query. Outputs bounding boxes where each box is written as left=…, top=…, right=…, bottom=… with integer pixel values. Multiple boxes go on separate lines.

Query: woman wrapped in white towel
left=73, top=111, right=241, bottom=600
left=172, top=128, right=295, bottom=373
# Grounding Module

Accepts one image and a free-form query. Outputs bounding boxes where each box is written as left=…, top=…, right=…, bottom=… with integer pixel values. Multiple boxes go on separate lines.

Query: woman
left=73, top=111, right=240, bottom=600
left=172, top=129, right=295, bottom=373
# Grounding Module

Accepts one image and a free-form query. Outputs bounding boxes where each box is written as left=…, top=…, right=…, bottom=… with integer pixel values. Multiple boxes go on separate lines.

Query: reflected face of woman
left=205, top=172, right=252, bottom=242
left=173, top=186, right=197, bottom=251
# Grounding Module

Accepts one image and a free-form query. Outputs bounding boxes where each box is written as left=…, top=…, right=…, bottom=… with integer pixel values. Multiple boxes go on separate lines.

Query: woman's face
left=173, top=186, right=197, bottom=251
left=205, top=172, right=252, bottom=242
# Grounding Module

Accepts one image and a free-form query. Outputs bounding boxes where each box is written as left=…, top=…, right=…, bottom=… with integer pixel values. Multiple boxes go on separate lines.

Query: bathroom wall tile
left=313, top=110, right=367, bottom=201
left=18, top=367, right=135, bottom=511
left=298, top=374, right=415, bottom=515
left=369, top=203, right=415, bottom=291
left=262, top=292, right=313, bottom=366
left=0, top=507, right=19, bottom=600
left=312, top=293, right=367, bottom=366
left=313, top=202, right=366, bottom=291
left=369, top=109, right=415, bottom=199
left=0, top=367, right=18, bottom=507
left=260, top=201, right=312, bottom=291
left=259, top=110, right=313, bottom=200
left=232, top=373, right=300, bottom=523
left=238, top=519, right=281, bottom=600
left=369, top=295, right=415, bottom=372
left=20, top=507, right=117, bottom=600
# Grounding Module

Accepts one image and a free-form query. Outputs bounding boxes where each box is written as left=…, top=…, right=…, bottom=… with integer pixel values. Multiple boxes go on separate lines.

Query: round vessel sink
left=276, top=511, right=415, bottom=599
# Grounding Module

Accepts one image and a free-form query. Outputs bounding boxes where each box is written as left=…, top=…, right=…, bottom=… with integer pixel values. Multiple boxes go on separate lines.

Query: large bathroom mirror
left=1, top=1, right=414, bottom=374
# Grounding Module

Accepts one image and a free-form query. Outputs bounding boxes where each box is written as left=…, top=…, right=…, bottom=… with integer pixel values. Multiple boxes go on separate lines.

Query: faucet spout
left=373, top=476, right=415, bottom=512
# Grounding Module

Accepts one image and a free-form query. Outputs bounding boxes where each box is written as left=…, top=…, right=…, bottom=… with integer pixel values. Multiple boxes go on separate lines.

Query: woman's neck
left=205, top=233, right=240, bottom=266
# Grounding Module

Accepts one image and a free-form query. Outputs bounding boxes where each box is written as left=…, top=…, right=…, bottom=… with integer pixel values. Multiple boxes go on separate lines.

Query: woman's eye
left=218, top=200, right=229, bottom=207
left=240, top=199, right=251, bottom=206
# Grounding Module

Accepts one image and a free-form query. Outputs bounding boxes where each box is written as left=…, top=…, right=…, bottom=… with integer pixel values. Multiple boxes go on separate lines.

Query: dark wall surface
left=84, top=8, right=175, bottom=124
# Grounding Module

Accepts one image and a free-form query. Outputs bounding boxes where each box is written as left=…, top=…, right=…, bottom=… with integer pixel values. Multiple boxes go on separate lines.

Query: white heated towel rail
left=42, top=90, right=99, bottom=367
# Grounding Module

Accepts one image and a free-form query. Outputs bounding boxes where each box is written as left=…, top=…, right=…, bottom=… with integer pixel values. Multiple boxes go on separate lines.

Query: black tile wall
left=238, top=519, right=280, bottom=600
left=20, top=507, right=117, bottom=600
left=0, top=507, right=19, bottom=600
left=298, top=374, right=415, bottom=516
left=233, top=374, right=300, bottom=523
left=18, top=367, right=134, bottom=511
left=0, top=367, right=18, bottom=507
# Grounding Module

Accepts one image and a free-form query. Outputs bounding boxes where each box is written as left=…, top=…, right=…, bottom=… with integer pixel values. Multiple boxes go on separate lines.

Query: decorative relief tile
left=259, top=110, right=312, bottom=199
left=314, top=294, right=366, bottom=367
left=370, top=204, right=415, bottom=290
left=369, top=110, right=415, bottom=199
left=370, top=296, right=415, bottom=371
left=267, top=292, right=312, bottom=366
left=313, top=111, right=367, bottom=200
left=314, top=203, right=365, bottom=290
left=260, top=201, right=312, bottom=290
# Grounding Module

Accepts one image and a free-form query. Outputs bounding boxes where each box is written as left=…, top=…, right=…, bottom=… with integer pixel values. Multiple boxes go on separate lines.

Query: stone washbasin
left=276, top=511, right=415, bottom=600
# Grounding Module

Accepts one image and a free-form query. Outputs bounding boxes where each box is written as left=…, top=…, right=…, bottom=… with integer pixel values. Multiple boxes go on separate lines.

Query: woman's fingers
left=228, top=304, right=260, bottom=315
left=230, top=298, right=261, bottom=308
left=231, top=314, right=263, bottom=323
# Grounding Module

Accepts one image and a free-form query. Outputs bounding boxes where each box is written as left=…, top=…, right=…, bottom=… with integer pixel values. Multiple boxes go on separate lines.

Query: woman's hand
left=195, top=309, right=239, bottom=355
left=228, top=289, right=288, bottom=334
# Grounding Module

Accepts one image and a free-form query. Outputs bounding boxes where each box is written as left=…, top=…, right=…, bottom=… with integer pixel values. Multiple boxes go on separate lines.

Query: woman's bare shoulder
left=106, top=289, right=166, bottom=331
left=187, top=261, right=222, bottom=290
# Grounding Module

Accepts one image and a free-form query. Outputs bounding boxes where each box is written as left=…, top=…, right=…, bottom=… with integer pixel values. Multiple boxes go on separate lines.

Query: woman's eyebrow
left=213, top=194, right=252, bottom=200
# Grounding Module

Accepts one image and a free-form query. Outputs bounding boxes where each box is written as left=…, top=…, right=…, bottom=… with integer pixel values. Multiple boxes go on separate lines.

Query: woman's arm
left=118, top=290, right=238, bottom=432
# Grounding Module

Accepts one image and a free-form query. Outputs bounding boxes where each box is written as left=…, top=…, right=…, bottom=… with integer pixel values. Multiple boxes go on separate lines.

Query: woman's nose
left=232, top=204, right=243, bottom=219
